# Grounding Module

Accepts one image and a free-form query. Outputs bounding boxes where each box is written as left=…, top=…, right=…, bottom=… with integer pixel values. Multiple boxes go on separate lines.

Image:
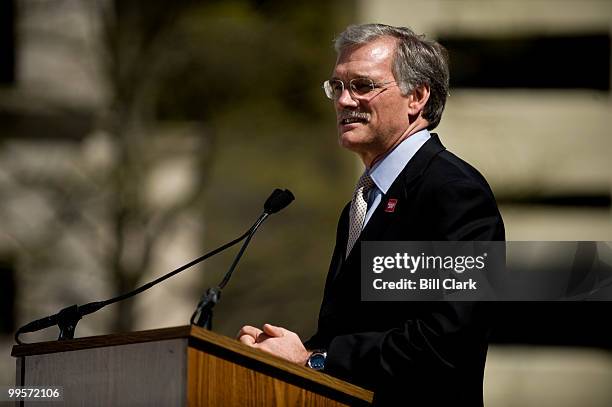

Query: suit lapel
left=327, top=203, right=350, bottom=284
left=359, top=179, right=403, bottom=242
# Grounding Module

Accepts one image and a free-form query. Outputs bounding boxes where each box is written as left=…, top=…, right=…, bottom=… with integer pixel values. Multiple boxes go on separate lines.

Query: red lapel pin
left=384, top=199, right=398, bottom=213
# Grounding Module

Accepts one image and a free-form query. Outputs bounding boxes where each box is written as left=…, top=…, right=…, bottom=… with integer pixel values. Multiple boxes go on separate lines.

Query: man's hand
left=237, top=324, right=312, bottom=365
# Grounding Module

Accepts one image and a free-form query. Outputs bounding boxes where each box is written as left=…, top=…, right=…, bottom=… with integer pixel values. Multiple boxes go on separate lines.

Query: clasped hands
left=237, top=324, right=312, bottom=366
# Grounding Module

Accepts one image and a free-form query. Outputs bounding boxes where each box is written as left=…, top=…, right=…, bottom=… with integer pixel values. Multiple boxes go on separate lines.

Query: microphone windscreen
left=264, top=189, right=295, bottom=214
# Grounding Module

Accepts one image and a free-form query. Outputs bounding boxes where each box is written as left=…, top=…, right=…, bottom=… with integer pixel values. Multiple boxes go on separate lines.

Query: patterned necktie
left=346, top=172, right=374, bottom=258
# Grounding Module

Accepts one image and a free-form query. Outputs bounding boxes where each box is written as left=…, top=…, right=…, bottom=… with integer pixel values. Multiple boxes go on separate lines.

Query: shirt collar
left=368, top=129, right=431, bottom=194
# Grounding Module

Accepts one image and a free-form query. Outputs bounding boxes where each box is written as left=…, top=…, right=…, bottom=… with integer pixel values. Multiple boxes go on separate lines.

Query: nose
left=336, top=87, right=358, bottom=109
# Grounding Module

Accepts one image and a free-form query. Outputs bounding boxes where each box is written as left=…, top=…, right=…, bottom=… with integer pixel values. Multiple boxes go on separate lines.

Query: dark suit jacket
left=305, top=134, right=505, bottom=406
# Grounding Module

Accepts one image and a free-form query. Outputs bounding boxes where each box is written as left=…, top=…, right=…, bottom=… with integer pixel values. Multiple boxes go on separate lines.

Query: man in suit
left=239, top=23, right=504, bottom=405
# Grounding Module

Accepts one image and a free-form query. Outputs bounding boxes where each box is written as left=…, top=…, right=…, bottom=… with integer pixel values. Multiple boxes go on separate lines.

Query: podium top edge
left=11, top=325, right=193, bottom=357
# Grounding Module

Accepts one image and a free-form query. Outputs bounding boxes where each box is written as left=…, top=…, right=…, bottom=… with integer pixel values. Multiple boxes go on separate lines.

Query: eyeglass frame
left=322, top=77, right=397, bottom=101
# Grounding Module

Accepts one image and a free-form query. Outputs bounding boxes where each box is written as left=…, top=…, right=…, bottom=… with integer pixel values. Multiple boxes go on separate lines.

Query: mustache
left=338, top=110, right=370, bottom=121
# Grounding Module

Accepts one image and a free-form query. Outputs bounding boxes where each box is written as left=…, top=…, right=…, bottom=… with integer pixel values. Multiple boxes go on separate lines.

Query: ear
left=406, top=85, right=430, bottom=116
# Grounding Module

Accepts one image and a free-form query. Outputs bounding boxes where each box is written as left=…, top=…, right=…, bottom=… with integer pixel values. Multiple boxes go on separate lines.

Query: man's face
left=332, top=36, right=412, bottom=161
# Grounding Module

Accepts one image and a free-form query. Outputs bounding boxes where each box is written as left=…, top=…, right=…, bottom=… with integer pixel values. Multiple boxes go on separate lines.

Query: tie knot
left=356, top=172, right=374, bottom=192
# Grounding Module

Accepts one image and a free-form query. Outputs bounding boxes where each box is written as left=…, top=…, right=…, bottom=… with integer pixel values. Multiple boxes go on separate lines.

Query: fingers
left=237, top=325, right=263, bottom=340
left=263, top=323, right=285, bottom=338
left=237, top=324, right=286, bottom=348
left=238, top=334, right=256, bottom=345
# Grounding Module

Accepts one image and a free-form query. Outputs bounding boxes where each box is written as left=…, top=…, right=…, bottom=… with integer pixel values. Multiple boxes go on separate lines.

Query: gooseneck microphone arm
left=15, top=188, right=295, bottom=345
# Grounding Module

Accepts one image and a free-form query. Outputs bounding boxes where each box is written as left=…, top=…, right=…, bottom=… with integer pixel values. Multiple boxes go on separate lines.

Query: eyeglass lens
left=324, top=78, right=376, bottom=100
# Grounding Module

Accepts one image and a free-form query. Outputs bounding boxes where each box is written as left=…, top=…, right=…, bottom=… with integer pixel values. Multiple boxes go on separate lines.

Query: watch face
left=309, top=353, right=326, bottom=370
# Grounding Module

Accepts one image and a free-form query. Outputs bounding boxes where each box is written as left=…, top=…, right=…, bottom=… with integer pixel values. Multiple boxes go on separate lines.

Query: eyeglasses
left=322, top=78, right=397, bottom=100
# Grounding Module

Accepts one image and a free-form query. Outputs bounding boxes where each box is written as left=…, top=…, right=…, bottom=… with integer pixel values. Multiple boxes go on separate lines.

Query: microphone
left=15, top=188, right=294, bottom=344
left=15, top=314, right=60, bottom=335
left=264, top=189, right=295, bottom=214
left=191, top=189, right=294, bottom=329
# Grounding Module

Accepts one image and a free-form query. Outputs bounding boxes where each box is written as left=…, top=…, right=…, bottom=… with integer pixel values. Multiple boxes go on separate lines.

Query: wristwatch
left=306, top=350, right=327, bottom=371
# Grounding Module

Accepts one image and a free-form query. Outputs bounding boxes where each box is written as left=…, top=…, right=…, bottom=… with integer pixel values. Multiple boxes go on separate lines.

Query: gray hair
left=334, top=24, right=449, bottom=130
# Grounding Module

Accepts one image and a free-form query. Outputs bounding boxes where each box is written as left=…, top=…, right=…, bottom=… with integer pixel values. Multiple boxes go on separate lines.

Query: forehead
left=333, top=36, right=397, bottom=79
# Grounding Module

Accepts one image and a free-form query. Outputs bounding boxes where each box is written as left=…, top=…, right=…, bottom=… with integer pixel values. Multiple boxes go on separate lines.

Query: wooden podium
left=12, top=325, right=373, bottom=406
